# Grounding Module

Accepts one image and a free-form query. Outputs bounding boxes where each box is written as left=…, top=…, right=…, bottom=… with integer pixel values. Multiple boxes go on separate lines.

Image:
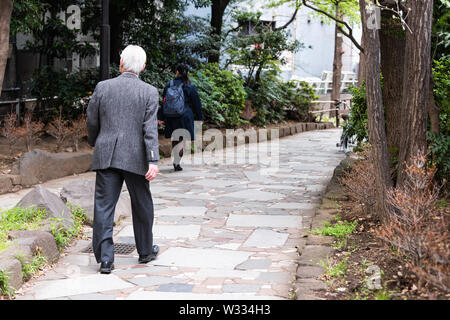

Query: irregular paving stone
left=155, top=247, right=252, bottom=269
left=157, top=206, right=207, bottom=216
left=157, top=283, right=194, bottom=293
left=270, top=202, right=317, bottom=210
left=243, top=229, right=289, bottom=248
left=128, top=276, right=183, bottom=287
left=222, top=284, right=261, bottom=293
left=31, top=274, right=134, bottom=300
left=257, top=272, right=292, bottom=284
left=296, top=265, right=326, bottom=279
left=69, top=293, right=117, bottom=300
left=235, top=259, right=272, bottom=270
left=227, top=214, right=302, bottom=228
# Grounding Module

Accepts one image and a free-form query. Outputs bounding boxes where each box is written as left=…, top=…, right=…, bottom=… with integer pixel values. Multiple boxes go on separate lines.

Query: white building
left=187, top=1, right=361, bottom=94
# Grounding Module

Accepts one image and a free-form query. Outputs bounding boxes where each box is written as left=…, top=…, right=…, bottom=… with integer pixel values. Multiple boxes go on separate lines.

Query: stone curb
left=158, top=122, right=334, bottom=158
left=292, top=157, right=350, bottom=300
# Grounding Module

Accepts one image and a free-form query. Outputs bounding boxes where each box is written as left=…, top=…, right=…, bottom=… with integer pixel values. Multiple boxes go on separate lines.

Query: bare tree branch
left=275, top=1, right=301, bottom=30
left=301, top=0, right=364, bottom=53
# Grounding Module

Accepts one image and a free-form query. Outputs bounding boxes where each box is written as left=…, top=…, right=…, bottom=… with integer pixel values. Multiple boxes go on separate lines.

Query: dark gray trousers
left=92, top=168, right=154, bottom=263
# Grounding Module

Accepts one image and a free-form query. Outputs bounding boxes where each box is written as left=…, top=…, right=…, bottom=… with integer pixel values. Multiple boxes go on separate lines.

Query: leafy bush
left=282, top=80, right=318, bottom=122
left=30, top=66, right=99, bottom=121
left=430, top=58, right=450, bottom=181
left=428, top=132, right=450, bottom=181
left=246, top=71, right=289, bottom=126
left=190, top=63, right=247, bottom=128
left=433, top=58, right=450, bottom=134
left=247, top=71, right=317, bottom=126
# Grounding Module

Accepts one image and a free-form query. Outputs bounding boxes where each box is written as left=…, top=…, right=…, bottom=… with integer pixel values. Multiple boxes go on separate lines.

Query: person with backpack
left=158, top=64, right=203, bottom=171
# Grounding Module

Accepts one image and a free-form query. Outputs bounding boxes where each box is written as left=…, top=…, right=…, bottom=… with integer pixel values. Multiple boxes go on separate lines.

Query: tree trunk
left=0, top=0, right=13, bottom=94
left=331, top=4, right=343, bottom=125
left=397, top=0, right=434, bottom=187
left=359, top=0, right=393, bottom=220
left=209, top=0, right=231, bottom=63
left=379, top=13, right=406, bottom=159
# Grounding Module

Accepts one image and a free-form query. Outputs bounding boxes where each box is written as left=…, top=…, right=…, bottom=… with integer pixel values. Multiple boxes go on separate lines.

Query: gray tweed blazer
left=86, top=72, right=160, bottom=176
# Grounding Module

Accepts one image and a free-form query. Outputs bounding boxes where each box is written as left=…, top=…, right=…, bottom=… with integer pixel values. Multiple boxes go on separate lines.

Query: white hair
left=120, top=45, right=146, bottom=74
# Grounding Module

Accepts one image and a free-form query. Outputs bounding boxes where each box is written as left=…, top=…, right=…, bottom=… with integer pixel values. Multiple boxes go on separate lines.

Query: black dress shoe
left=99, top=261, right=114, bottom=274
left=173, top=164, right=183, bottom=171
left=138, top=245, right=159, bottom=264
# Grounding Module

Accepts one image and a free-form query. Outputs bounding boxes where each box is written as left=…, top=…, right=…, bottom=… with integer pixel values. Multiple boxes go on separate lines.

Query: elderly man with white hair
left=86, top=44, right=160, bottom=274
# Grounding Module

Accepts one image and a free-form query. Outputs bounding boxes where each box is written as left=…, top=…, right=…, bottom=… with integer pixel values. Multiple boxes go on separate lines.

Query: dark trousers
left=92, top=168, right=154, bottom=263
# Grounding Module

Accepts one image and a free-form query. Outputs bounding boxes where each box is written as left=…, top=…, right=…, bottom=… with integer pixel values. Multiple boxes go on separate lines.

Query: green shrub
left=191, top=63, right=247, bottom=128
left=30, top=66, right=99, bottom=121
left=433, top=58, right=450, bottom=134
left=246, top=71, right=289, bottom=126
left=282, top=80, right=318, bottom=122
left=247, top=72, right=317, bottom=126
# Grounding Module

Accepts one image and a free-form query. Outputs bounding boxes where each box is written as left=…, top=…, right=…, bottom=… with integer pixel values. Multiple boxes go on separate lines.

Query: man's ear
left=119, top=59, right=124, bottom=72
left=141, top=63, right=146, bottom=73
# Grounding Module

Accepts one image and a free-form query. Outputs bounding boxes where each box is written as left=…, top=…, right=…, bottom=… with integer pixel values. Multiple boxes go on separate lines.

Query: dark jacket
left=86, top=72, right=160, bottom=176
left=158, top=77, right=203, bottom=140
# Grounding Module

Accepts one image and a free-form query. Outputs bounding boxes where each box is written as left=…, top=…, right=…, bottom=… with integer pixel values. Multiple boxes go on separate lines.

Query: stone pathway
left=4, top=128, right=345, bottom=300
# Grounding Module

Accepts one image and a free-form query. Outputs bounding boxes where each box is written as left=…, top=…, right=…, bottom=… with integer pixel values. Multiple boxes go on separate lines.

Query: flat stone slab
left=235, top=258, right=272, bottom=270
left=31, top=274, right=134, bottom=300
left=270, top=203, right=317, bottom=210
left=222, top=284, right=261, bottom=293
left=221, top=190, right=284, bottom=201
left=155, top=247, right=252, bottom=269
left=190, top=268, right=260, bottom=281
left=128, top=276, right=183, bottom=287
left=257, top=271, right=292, bottom=284
left=227, top=214, right=302, bottom=228
left=157, top=206, right=207, bottom=216
left=243, top=229, right=289, bottom=248
left=116, top=224, right=201, bottom=239
left=190, top=179, right=240, bottom=188
left=157, top=283, right=194, bottom=292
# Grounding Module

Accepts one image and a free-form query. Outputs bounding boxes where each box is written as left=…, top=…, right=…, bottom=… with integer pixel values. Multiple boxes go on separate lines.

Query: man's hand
left=158, top=120, right=164, bottom=125
left=145, top=164, right=159, bottom=181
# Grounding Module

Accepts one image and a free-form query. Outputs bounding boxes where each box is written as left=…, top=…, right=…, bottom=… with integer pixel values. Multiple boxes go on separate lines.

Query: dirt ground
left=316, top=199, right=450, bottom=300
